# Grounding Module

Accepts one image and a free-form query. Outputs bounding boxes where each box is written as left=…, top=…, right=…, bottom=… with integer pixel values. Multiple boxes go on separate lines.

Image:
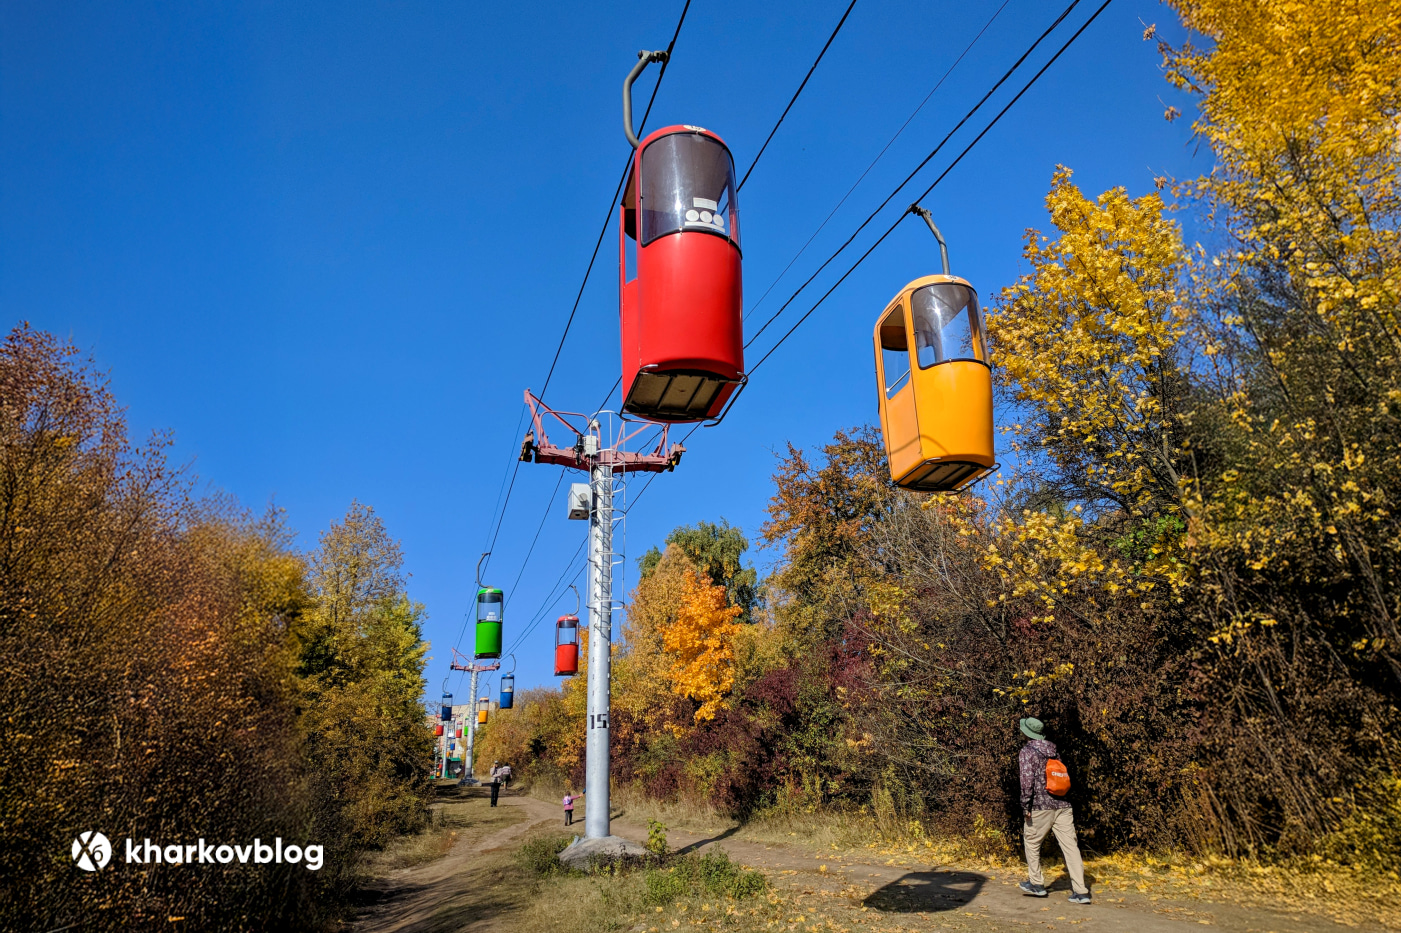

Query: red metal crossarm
left=518, top=389, right=683, bottom=473
left=449, top=647, right=500, bottom=674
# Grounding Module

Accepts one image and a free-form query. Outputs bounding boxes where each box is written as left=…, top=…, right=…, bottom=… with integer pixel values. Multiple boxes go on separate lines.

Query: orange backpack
left=1045, top=758, right=1071, bottom=796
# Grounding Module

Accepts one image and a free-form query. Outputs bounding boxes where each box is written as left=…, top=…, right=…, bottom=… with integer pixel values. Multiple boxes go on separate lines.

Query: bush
left=1320, top=775, right=1401, bottom=874
left=643, top=850, right=767, bottom=904
left=646, top=819, right=670, bottom=858
left=517, top=834, right=574, bottom=876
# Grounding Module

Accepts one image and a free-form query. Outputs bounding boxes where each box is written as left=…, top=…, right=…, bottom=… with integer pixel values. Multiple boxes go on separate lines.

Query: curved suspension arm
left=569, top=583, right=580, bottom=616
left=503, top=653, right=516, bottom=676
left=909, top=204, right=951, bottom=277
left=624, top=50, right=670, bottom=149
left=476, top=552, right=489, bottom=589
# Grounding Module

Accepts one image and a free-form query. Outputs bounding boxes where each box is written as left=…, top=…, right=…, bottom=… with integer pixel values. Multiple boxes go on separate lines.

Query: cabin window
left=477, top=591, right=502, bottom=622
left=911, top=283, right=988, bottom=367
left=639, top=132, right=740, bottom=248
left=878, top=304, right=911, bottom=399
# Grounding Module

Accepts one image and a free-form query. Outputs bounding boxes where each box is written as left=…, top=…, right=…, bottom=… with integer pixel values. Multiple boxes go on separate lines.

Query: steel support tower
left=449, top=650, right=499, bottom=785
left=520, top=389, right=682, bottom=839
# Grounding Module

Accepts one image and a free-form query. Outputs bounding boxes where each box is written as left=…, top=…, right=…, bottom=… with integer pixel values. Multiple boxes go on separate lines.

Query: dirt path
left=596, top=805, right=1367, bottom=933
left=353, top=788, right=1370, bottom=933
left=349, top=789, right=555, bottom=933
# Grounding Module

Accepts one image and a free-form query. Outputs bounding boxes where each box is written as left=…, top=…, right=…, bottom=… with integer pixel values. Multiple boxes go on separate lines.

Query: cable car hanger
left=908, top=204, right=950, bottom=278
left=624, top=50, right=670, bottom=150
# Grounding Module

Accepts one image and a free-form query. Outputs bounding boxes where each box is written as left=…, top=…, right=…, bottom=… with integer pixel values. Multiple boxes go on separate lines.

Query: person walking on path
left=489, top=762, right=501, bottom=807
left=1017, top=717, right=1091, bottom=905
left=562, top=789, right=582, bottom=827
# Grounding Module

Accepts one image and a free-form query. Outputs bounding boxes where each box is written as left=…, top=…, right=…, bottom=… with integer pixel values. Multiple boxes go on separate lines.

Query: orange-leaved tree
left=663, top=570, right=743, bottom=725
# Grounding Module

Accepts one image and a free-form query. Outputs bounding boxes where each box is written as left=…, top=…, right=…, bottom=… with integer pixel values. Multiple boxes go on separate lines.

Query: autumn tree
left=639, top=519, right=759, bottom=621
left=664, top=570, right=744, bottom=724
left=0, top=327, right=320, bottom=931
left=299, top=502, right=433, bottom=852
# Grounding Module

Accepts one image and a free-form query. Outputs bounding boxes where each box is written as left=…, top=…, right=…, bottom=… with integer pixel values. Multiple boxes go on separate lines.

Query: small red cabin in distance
left=555, top=614, right=580, bottom=677
left=619, top=122, right=744, bottom=422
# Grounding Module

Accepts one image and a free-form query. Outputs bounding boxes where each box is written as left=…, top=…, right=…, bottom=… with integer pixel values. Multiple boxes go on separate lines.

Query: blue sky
left=0, top=0, right=1200, bottom=702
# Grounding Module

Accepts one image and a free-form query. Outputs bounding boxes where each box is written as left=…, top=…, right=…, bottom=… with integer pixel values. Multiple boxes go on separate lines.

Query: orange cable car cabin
left=619, top=51, right=744, bottom=423
left=477, top=696, right=490, bottom=725
left=554, top=614, right=579, bottom=677
left=873, top=208, right=994, bottom=492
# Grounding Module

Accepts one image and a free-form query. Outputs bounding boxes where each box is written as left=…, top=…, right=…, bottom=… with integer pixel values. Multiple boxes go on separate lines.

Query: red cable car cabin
left=555, top=615, right=579, bottom=676
left=618, top=53, right=744, bottom=422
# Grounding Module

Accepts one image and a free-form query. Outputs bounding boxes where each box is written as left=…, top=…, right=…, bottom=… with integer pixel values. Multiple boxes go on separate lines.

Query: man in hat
left=1017, top=717, right=1091, bottom=905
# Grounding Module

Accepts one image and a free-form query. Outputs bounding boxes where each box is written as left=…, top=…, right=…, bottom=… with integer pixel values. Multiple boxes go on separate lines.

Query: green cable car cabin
left=475, top=586, right=503, bottom=659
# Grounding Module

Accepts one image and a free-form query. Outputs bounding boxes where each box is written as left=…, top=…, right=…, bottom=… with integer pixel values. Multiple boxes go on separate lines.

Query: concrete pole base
left=558, top=834, right=649, bottom=871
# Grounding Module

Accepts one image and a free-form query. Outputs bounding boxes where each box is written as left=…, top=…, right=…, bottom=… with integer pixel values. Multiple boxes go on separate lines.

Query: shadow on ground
left=675, top=824, right=742, bottom=855
left=863, top=871, right=986, bottom=913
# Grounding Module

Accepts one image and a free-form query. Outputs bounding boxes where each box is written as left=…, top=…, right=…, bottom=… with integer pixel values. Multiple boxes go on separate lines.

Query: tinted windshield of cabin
left=910, top=283, right=988, bottom=367
left=478, top=591, right=502, bottom=621
left=639, top=133, right=739, bottom=247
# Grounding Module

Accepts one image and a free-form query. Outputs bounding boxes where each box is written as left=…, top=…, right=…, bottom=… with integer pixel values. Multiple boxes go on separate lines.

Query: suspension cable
left=737, top=0, right=859, bottom=192
left=537, top=0, right=693, bottom=403
left=743, top=0, right=1087, bottom=352
left=741, top=0, right=1010, bottom=325
left=746, top=0, right=1116, bottom=374
left=468, top=0, right=693, bottom=641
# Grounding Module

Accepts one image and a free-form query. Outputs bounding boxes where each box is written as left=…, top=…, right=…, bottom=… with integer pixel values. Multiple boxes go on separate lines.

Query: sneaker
left=1019, top=881, right=1049, bottom=897
left=1069, top=892, right=1092, bottom=905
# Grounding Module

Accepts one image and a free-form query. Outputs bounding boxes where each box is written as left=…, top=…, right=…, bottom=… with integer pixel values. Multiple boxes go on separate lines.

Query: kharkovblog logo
left=72, top=831, right=112, bottom=872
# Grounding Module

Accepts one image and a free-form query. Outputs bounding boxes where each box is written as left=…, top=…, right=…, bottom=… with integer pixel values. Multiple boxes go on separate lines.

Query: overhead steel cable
left=513, top=0, right=1108, bottom=667
left=589, top=0, right=858, bottom=414
left=742, top=0, right=1086, bottom=352
left=452, top=406, right=527, bottom=657
left=502, top=1, right=1113, bottom=682
left=537, top=0, right=693, bottom=403
left=504, top=537, right=588, bottom=653
left=506, top=471, right=566, bottom=600
left=737, top=0, right=859, bottom=192
left=468, top=0, right=692, bottom=632
left=746, top=0, right=1116, bottom=376
left=741, top=0, right=1010, bottom=325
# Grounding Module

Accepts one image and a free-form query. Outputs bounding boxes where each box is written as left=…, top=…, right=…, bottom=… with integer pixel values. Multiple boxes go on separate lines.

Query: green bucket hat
left=1020, top=717, right=1045, bottom=740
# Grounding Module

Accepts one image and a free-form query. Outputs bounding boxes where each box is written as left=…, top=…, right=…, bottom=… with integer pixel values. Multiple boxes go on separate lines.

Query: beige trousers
left=1024, top=807, right=1088, bottom=894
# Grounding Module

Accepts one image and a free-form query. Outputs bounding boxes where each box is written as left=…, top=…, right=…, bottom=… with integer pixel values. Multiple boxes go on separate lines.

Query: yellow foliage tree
left=663, top=570, right=743, bottom=725
left=956, top=169, right=1193, bottom=628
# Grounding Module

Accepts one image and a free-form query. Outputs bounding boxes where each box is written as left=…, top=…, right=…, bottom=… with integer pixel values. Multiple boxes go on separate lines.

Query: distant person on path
left=1017, top=717, right=1091, bottom=905
left=498, top=763, right=512, bottom=789
left=563, top=789, right=582, bottom=826
left=489, top=762, right=501, bottom=807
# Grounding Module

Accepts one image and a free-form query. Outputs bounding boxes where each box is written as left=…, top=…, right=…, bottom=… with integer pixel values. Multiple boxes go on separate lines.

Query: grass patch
left=515, top=832, right=576, bottom=876
left=508, top=828, right=769, bottom=933
left=642, top=851, right=767, bottom=903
